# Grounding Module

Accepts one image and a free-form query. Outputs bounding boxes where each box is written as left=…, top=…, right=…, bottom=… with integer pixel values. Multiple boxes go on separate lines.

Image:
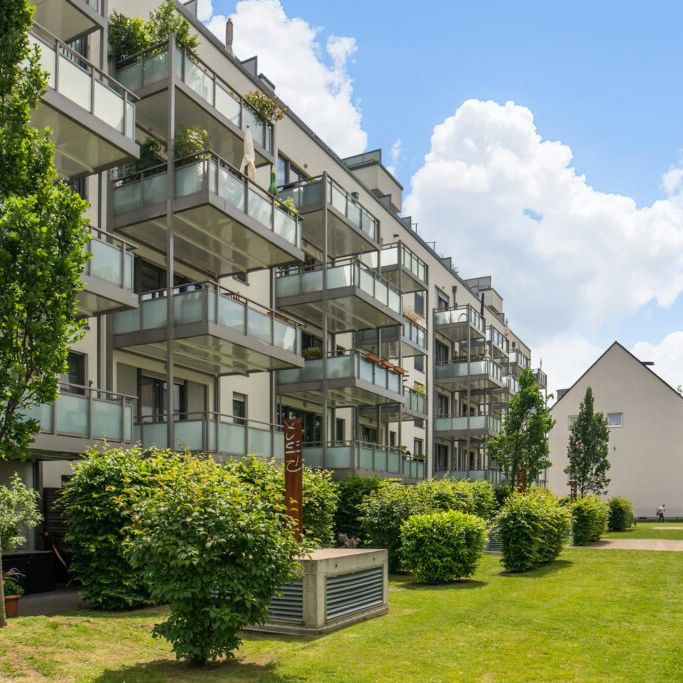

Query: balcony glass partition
left=403, top=387, right=427, bottom=415
left=85, top=228, right=134, bottom=290
left=30, top=26, right=135, bottom=140
left=488, top=326, right=510, bottom=354
left=25, top=383, right=134, bottom=443
left=513, top=350, right=531, bottom=370
left=435, top=415, right=501, bottom=435
left=112, top=153, right=300, bottom=248
left=361, top=243, right=427, bottom=285
left=403, top=320, right=428, bottom=350
left=276, top=259, right=401, bottom=314
left=116, top=44, right=272, bottom=152
left=434, top=305, right=485, bottom=334
left=435, top=360, right=504, bottom=384
left=113, top=282, right=300, bottom=354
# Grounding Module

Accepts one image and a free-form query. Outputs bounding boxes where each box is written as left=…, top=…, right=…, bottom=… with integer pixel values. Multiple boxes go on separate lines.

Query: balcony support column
left=270, top=267, right=276, bottom=458
left=165, top=34, right=177, bottom=448
left=321, top=172, right=329, bottom=470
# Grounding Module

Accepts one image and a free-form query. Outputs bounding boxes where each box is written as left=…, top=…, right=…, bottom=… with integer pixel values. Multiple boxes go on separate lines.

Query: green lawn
left=606, top=520, right=683, bottom=540
left=2, top=548, right=683, bottom=682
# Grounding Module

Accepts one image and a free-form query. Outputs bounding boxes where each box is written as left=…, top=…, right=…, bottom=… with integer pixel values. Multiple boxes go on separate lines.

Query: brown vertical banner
left=284, top=418, right=304, bottom=541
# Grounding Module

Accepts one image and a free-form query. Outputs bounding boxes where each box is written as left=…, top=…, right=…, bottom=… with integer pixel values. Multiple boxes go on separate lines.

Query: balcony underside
left=134, top=85, right=272, bottom=169
left=33, top=0, right=104, bottom=43
left=33, top=91, right=138, bottom=178
left=114, top=322, right=304, bottom=376
left=297, top=207, right=378, bottom=258
left=114, top=193, right=304, bottom=277
left=278, top=378, right=402, bottom=408
left=434, top=373, right=504, bottom=391
left=277, top=287, right=402, bottom=333
left=78, top=274, right=139, bottom=317
left=356, top=327, right=425, bottom=358
left=379, top=264, right=427, bottom=294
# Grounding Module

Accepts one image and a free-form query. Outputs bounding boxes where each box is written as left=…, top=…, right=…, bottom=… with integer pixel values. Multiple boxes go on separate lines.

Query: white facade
left=548, top=342, right=683, bottom=518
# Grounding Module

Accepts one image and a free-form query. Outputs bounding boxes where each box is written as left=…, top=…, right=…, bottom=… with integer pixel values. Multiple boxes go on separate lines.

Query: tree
left=0, top=473, right=42, bottom=626
left=488, top=368, right=554, bottom=490
left=0, top=1, right=89, bottom=460
left=564, top=387, right=611, bottom=496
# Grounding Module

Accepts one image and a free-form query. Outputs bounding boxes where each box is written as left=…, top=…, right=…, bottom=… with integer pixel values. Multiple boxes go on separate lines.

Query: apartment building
left=2, top=0, right=545, bottom=562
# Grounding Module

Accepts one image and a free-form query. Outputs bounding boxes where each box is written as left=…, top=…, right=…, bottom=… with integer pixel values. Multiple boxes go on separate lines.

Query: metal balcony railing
left=360, top=242, right=428, bottom=285
left=434, top=305, right=485, bottom=334
left=434, top=415, right=502, bottom=435
left=403, top=387, right=427, bottom=415
left=84, top=227, right=135, bottom=291
left=434, top=359, right=504, bottom=384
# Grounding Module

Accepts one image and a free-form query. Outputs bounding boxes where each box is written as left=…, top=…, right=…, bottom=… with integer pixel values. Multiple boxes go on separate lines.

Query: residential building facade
left=547, top=342, right=683, bottom=518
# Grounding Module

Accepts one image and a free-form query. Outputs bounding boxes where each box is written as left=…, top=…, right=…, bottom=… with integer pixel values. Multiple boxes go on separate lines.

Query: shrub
left=496, top=490, right=571, bottom=572
left=400, top=511, right=487, bottom=584
left=415, top=479, right=476, bottom=514
left=360, top=481, right=432, bottom=571
left=334, top=476, right=382, bottom=539
left=60, top=446, right=178, bottom=609
left=126, top=454, right=300, bottom=664
left=493, top=483, right=514, bottom=510
left=570, top=496, right=609, bottom=545
left=470, top=480, right=498, bottom=519
left=608, top=497, right=634, bottom=532
left=224, top=457, right=339, bottom=547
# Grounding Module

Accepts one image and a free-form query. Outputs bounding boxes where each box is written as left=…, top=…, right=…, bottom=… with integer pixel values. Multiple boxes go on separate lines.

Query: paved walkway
left=591, top=538, right=683, bottom=552
left=17, top=588, right=83, bottom=617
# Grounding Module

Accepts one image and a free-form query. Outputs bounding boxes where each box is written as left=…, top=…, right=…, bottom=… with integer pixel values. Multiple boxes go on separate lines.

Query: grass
left=605, top=520, right=683, bottom=540
left=3, top=548, right=683, bottom=682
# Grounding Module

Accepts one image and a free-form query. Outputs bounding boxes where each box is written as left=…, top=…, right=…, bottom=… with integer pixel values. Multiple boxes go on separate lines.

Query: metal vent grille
left=325, top=568, right=384, bottom=621
left=268, top=580, right=304, bottom=623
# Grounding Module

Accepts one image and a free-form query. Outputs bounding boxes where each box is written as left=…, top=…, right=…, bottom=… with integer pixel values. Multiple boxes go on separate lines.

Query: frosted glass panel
left=274, top=207, right=296, bottom=244
left=25, top=402, right=53, bottom=431
left=247, top=188, right=271, bottom=227
left=184, top=58, right=213, bottom=103
left=218, top=422, right=246, bottom=455
left=30, top=36, right=55, bottom=88
left=56, top=394, right=88, bottom=436
left=303, top=447, right=323, bottom=468
left=248, top=427, right=271, bottom=457
left=116, top=63, right=140, bottom=91
left=247, top=309, right=271, bottom=343
left=387, top=452, right=400, bottom=473
left=142, top=172, right=167, bottom=206
left=274, top=432, right=284, bottom=459
left=217, top=167, right=245, bottom=210
left=58, top=56, right=90, bottom=110
left=359, top=446, right=374, bottom=470
left=274, top=321, right=297, bottom=352
left=215, top=83, right=240, bottom=125
left=359, top=358, right=374, bottom=383
left=94, top=81, right=124, bottom=133
left=300, top=271, right=322, bottom=293
left=174, top=291, right=203, bottom=324
left=113, top=309, right=137, bottom=334
left=113, top=182, right=141, bottom=214
left=142, top=52, right=168, bottom=85
left=327, top=446, right=352, bottom=468
left=175, top=162, right=205, bottom=196
left=90, top=239, right=122, bottom=286
left=142, top=297, right=167, bottom=329
left=92, top=399, right=122, bottom=440
left=140, top=422, right=167, bottom=449
left=217, top=295, right=245, bottom=331
left=327, top=356, right=352, bottom=379
left=175, top=420, right=204, bottom=450
left=327, top=265, right=352, bottom=289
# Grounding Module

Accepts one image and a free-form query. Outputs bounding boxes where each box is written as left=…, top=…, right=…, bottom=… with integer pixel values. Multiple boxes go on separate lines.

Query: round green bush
left=496, top=490, right=571, bottom=572
left=571, top=497, right=609, bottom=545
left=608, top=497, right=634, bottom=531
left=415, top=479, right=476, bottom=514
left=400, top=510, right=487, bottom=584
left=334, top=476, right=382, bottom=540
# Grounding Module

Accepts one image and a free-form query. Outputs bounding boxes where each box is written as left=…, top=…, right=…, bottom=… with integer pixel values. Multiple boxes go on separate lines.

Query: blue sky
left=203, top=0, right=683, bottom=391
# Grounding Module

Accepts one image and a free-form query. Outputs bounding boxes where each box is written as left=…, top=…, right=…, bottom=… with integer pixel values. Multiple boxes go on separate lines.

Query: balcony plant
left=413, top=382, right=427, bottom=396
left=277, top=196, right=298, bottom=217
left=303, top=347, right=322, bottom=360
left=174, top=126, right=210, bottom=162
left=243, top=90, right=286, bottom=123
left=2, top=569, right=24, bottom=619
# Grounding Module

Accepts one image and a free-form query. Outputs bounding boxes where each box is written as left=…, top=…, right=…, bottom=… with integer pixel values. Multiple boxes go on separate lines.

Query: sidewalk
left=18, top=588, right=84, bottom=616
left=591, top=538, right=683, bottom=552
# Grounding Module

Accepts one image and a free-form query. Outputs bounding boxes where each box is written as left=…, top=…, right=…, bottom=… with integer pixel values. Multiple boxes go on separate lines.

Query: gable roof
left=552, top=341, right=683, bottom=410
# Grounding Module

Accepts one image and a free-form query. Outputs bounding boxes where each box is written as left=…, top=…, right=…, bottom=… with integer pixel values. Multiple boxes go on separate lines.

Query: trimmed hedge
left=415, top=478, right=496, bottom=519
left=334, top=476, right=382, bottom=540
left=571, top=497, right=609, bottom=545
left=400, top=511, right=487, bottom=584
left=608, top=497, right=634, bottom=531
left=496, top=490, right=571, bottom=572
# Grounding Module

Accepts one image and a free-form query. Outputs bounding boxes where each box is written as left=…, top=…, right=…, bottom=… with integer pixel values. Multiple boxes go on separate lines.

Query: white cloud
left=632, top=332, right=683, bottom=390
left=386, top=138, right=401, bottom=175
left=404, top=100, right=683, bottom=348
left=200, top=0, right=367, bottom=157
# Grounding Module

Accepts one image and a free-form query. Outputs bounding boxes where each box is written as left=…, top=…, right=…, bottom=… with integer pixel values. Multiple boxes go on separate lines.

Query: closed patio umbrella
left=240, top=127, right=256, bottom=181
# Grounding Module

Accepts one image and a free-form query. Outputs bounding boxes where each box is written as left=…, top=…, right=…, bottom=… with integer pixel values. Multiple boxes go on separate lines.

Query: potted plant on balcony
left=2, top=570, right=24, bottom=619
left=303, top=347, right=322, bottom=361
left=243, top=90, right=286, bottom=123
left=175, top=126, right=210, bottom=163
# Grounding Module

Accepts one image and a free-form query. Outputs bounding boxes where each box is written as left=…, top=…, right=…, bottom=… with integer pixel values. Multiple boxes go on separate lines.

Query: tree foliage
left=488, top=368, right=554, bottom=489
left=569, top=496, right=609, bottom=545
left=564, top=387, right=611, bottom=496
left=608, top=497, right=634, bottom=532
left=334, top=476, right=382, bottom=541
left=0, top=0, right=89, bottom=461
left=0, top=473, right=41, bottom=626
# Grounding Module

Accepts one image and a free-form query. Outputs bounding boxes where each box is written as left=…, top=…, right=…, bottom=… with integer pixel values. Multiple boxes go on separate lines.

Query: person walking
left=657, top=504, right=666, bottom=522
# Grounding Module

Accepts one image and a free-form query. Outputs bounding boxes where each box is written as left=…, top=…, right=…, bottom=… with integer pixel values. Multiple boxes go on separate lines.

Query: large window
left=135, top=259, right=190, bottom=295
left=435, top=340, right=449, bottom=365
left=435, top=443, right=449, bottom=472
left=60, top=352, right=86, bottom=394
left=413, top=438, right=424, bottom=458
left=414, top=292, right=424, bottom=317
left=335, top=418, right=345, bottom=442
left=607, top=413, right=623, bottom=428
left=233, top=393, right=247, bottom=425
left=139, top=374, right=186, bottom=421
left=277, top=155, right=306, bottom=187
left=414, top=354, right=425, bottom=372
left=437, top=393, right=450, bottom=417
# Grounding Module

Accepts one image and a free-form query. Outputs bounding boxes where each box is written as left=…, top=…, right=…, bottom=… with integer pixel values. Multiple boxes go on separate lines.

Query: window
left=277, top=154, right=305, bottom=186
left=135, top=259, right=190, bottom=295
left=437, top=393, right=450, bottom=418
left=436, top=289, right=449, bottom=311
left=362, top=426, right=378, bottom=443
left=233, top=393, right=247, bottom=425
left=335, top=418, right=345, bottom=442
left=413, top=438, right=424, bottom=457
left=140, top=375, right=185, bottom=421
left=435, top=340, right=449, bottom=365
left=414, top=292, right=424, bottom=317
left=232, top=272, right=248, bottom=284
left=435, top=443, right=449, bottom=472
left=414, top=418, right=424, bottom=428
left=414, top=354, right=424, bottom=372
left=279, top=406, right=321, bottom=443
left=389, top=430, right=397, bottom=447
left=60, top=352, right=85, bottom=394
left=607, top=413, right=623, bottom=428
left=71, top=177, right=87, bottom=200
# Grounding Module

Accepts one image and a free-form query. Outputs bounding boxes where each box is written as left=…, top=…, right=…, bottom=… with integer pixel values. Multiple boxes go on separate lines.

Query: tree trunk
left=0, top=535, right=6, bottom=627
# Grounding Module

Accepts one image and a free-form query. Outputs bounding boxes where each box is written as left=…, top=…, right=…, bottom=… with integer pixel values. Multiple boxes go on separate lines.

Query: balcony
left=113, top=282, right=303, bottom=376
left=533, top=368, right=548, bottom=390
left=116, top=42, right=273, bottom=168
left=279, top=176, right=379, bottom=257
left=510, top=349, right=531, bottom=374
left=32, top=1, right=104, bottom=43
left=303, top=441, right=425, bottom=482
left=434, top=305, right=485, bottom=342
left=26, top=383, right=135, bottom=457
left=360, top=243, right=428, bottom=293
left=356, top=320, right=428, bottom=359
left=112, top=152, right=303, bottom=277
left=30, top=25, right=138, bottom=177
left=434, top=415, right=501, bottom=439
left=135, top=413, right=283, bottom=461
left=359, top=386, right=428, bottom=423
left=486, top=326, right=510, bottom=359
left=434, top=360, right=505, bottom=391
left=275, top=259, right=402, bottom=333
left=79, top=228, right=138, bottom=316
left=277, top=351, right=405, bottom=407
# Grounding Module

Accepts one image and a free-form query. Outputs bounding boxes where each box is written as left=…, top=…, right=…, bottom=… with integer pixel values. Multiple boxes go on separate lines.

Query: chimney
left=225, top=18, right=234, bottom=57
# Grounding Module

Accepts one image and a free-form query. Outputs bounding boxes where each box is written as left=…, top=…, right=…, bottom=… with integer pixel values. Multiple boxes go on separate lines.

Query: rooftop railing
left=116, top=41, right=272, bottom=152
left=30, top=24, right=136, bottom=140
left=112, top=151, right=301, bottom=248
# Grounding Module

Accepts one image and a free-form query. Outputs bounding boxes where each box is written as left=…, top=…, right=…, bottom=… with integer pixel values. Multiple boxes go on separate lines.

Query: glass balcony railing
left=404, top=387, right=427, bottom=415
left=25, top=383, right=135, bottom=443
left=435, top=415, right=501, bottom=435
left=360, top=243, right=427, bottom=285
left=84, top=227, right=135, bottom=290
left=278, top=351, right=403, bottom=396
left=30, top=25, right=135, bottom=140
left=505, top=375, right=519, bottom=394
left=434, top=305, right=485, bottom=334
left=279, top=176, right=379, bottom=243
left=512, top=349, right=531, bottom=370
left=113, top=281, right=300, bottom=354
left=303, top=441, right=424, bottom=480
left=136, top=413, right=284, bottom=459
left=435, top=360, right=504, bottom=384
left=487, top=326, right=510, bottom=355
left=116, top=42, right=273, bottom=153
left=112, top=152, right=301, bottom=248
left=276, top=258, right=402, bottom=314
left=403, top=320, right=428, bottom=350
left=533, top=368, right=548, bottom=388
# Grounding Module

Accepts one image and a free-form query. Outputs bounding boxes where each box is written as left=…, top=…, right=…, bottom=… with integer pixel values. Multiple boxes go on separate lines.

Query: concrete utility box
left=252, top=548, right=388, bottom=635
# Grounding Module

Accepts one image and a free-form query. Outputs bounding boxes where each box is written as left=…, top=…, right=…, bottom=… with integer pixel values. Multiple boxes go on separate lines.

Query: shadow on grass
left=400, top=579, right=488, bottom=591
left=498, top=559, right=573, bottom=578
left=93, top=659, right=298, bottom=682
